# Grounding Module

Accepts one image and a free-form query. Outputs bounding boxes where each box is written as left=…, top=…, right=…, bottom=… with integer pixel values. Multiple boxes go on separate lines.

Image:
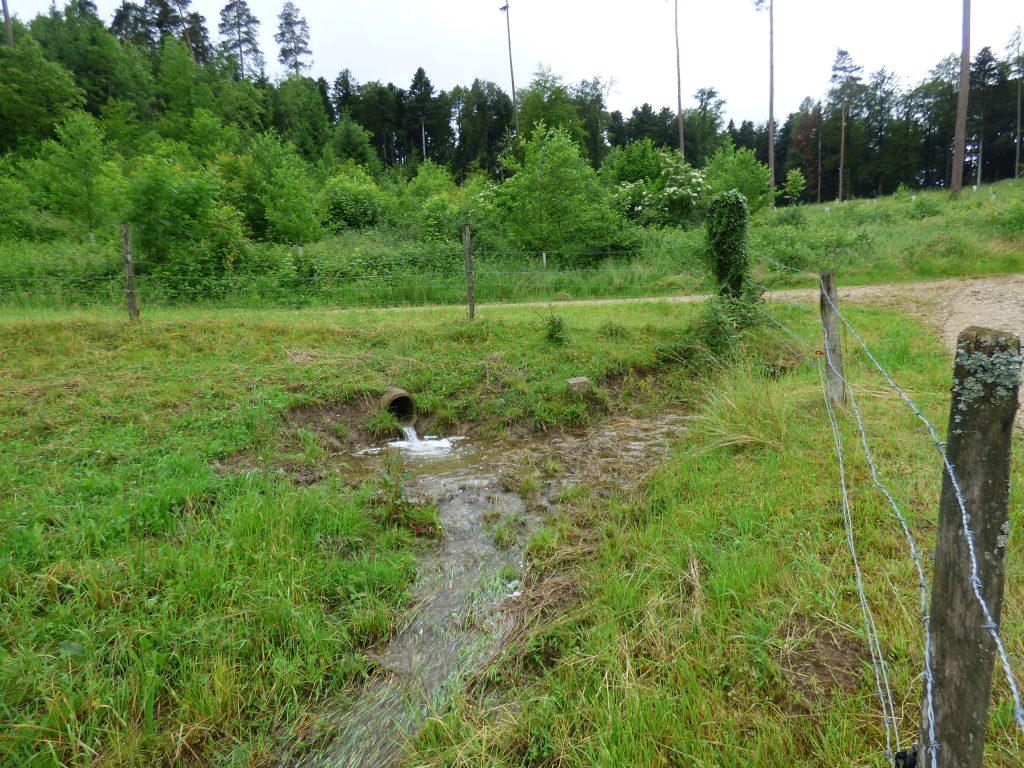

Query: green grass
left=4, top=179, right=1022, bottom=311
left=753, top=179, right=1024, bottom=287
left=407, top=305, right=1024, bottom=767
left=0, top=300, right=701, bottom=766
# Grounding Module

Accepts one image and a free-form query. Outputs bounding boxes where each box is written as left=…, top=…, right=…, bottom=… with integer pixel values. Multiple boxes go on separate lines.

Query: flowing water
left=287, top=409, right=690, bottom=768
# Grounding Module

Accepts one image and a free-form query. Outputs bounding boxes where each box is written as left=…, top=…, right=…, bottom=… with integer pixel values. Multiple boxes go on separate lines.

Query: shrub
left=127, top=153, right=219, bottom=267
left=702, top=143, right=772, bottom=214
left=705, top=190, right=750, bottom=298
left=321, top=164, right=387, bottom=231
left=497, top=124, right=633, bottom=265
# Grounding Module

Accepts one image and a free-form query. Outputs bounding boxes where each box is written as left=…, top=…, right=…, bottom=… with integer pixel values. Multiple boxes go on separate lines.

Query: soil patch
left=779, top=616, right=868, bottom=711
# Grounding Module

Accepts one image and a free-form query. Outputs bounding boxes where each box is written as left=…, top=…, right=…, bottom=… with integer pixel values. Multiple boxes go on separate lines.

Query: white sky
left=13, top=0, right=1024, bottom=124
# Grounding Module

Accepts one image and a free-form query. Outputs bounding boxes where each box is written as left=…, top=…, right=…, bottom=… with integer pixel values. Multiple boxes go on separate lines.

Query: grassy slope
left=3, top=180, right=1023, bottom=310
left=0, top=302, right=700, bottom=766
left=752, top=179, right=1024, bottom=287
left=409, top=306, right=1024, bottom=767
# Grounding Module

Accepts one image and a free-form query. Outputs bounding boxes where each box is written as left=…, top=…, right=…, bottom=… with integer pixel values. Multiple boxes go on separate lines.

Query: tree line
left=1, top=0, right=1021, bottom=212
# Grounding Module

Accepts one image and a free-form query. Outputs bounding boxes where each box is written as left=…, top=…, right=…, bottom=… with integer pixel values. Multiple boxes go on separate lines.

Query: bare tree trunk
left=675, top=0, right=685, bottom=160
left=1016, top=76, right=1021, bottom=179
left=504, top=4, right=519, bottom=136
left=951, top=0, right=971, bottom=194
left=817, top=125, right=822, bottom=203
left=838, top=102, right=847, bottom=202
left=767, top=0, right=775, bottom=201
left=976, top=123, right=983, bottom=187
left=2, top=0, right=13, bottom=48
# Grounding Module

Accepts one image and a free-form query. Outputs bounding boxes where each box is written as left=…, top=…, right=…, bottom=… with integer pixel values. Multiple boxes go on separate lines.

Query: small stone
left=567, top=376, right=590, bottom=395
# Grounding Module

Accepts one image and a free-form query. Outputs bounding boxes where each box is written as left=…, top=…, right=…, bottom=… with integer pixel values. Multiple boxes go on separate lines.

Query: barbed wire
left=817, top=348, right=901, bottom=761
left=819, top=278, right=1024, bottom=741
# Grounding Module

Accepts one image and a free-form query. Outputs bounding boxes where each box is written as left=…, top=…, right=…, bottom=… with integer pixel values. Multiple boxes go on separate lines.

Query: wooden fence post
left=120, top=224, right=140, bottom=322
left=462, top=223, right=475, bottom=320
left=920, top=327, right=1021, bottom=767
left=819, top=270, right=844, bottom=403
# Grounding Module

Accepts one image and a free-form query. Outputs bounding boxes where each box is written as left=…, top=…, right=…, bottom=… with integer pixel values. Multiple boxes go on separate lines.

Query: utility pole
left=674, top=0, right=685, bottom=160
left=951, top=0, right=971, bottom=194
left=2, top=0, right=13, bottom=48
left=501, top=4, right=520, bottom=136
left=421, top=118, right=427, bottom=160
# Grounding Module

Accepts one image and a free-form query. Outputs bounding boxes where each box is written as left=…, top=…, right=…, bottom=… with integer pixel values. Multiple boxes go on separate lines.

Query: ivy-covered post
left=921, top=327, right=1022, bottom=768
left=705, top=190, right=749, bottom=299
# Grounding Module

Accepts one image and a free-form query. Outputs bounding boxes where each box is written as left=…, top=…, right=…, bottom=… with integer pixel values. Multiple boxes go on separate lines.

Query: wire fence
left=754, top=253, right=1024, bottom=764
left=0, top=266, right=713, bottom=311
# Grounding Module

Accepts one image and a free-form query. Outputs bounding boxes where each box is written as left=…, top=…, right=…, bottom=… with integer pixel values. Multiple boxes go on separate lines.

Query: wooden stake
left=462, top=224, right=475, bottom=320
left=921, top=327, right=1020, bottom=767
left=120, top=224, right=140, bottom=323
left=819, top=270, right=844, bottom=404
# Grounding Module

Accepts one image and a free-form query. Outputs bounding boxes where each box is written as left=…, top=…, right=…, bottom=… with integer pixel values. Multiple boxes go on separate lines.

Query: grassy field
left=407, top=305, right=1024, bottom=767
left=0, top=301, right=704, bottom=766
left=2, top=180, right=1023, bottom=310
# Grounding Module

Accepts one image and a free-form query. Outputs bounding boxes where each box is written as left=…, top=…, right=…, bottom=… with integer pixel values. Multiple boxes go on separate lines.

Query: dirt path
left=470, top=274, right=1024, bottom=352
left=765, top=274, right=1024, bottom=351
left=334, top=274, right=1024, bottom=352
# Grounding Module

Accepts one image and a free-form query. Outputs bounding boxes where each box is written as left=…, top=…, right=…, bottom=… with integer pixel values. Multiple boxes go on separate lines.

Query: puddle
left=284, top=409, right=689, bottom=767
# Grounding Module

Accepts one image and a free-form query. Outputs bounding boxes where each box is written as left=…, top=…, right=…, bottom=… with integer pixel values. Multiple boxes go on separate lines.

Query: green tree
left=0, top=29, right=84, bottom=153
left=265, top=154, right=320, bottom=245
left=127, top=151, right=219, bottom=266
left=496, top=124, right=629, bottom=264
left=31, top=2, right=155, bottom=116
left=275, top=1, right=310, bottom=75
left=518, top=68, right=586, bottom=148
left=782, top=168, right=806, bottom=204
left=218, top=0, right=263, bottom=79
left=703, top=142, right=772, bottom=213
left=327, top=112, right=381, bottom=174
left=38, top=111, right=124, bottom=230
left=272, top=74, right=329, bottom=161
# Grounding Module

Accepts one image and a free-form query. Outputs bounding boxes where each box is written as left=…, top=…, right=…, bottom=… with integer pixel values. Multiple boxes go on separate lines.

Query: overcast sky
left=13, top=0, right=1024, bottom=123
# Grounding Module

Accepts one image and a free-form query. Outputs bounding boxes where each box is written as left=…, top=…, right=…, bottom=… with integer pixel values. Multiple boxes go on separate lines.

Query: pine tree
left=218, top=1, right=263, bottom=79
left=275, top=2, right=310, bottom=76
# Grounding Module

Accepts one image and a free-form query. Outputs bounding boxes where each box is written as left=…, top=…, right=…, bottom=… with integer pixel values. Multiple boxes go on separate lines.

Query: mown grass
left=0, top=300, right=701, bottom=766
left=408, top=305, right=1024, bottom=767
left=3, top=180, right=1022, bottom=311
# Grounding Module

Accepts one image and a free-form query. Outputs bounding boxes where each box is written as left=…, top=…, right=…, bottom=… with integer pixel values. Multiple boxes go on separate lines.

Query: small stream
left=287, top=410, right=689, bottom=768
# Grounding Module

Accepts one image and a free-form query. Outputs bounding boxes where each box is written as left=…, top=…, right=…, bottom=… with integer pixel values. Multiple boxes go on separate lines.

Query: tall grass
left=408, top=306, right=1024, bottom=767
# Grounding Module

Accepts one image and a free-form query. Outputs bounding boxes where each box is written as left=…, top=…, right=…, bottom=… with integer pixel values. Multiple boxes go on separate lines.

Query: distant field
left=2, top=180, right=1023, bottom=311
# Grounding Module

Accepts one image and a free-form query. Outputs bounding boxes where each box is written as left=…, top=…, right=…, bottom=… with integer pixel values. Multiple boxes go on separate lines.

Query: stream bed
left=287, top=409, right=690, bottom=768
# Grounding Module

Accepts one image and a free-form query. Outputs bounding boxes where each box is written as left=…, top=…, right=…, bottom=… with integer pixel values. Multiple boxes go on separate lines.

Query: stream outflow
left=291, top=410, right=689, bottom=768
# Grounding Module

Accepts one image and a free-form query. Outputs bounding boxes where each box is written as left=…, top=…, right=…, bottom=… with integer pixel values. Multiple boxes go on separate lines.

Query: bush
left=702, top=143, right=772, bottom=214
left=321, top=164, right=387, bottom=231
left=496, top=124, right=633, bottom=265
left=705, top=190, right=750, bottom=298
left=127, top=153, right=219, bottom=267
left=604, top=140, right=706, bottom=227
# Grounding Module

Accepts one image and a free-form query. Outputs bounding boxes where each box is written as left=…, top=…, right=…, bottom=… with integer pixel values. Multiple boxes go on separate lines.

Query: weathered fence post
left=120, top=224, right=140, bottom=322
left=462, top=223, right=475, bottom=320
left=920, top=327, right=1021, bottom=767
left=819, top=270, right=845, bottom=403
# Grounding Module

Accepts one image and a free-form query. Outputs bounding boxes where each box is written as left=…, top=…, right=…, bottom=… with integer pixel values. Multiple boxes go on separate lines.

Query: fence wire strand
left=816, top=351, right=901, bottom=761
left=818, top=278, right=1024, bottom=741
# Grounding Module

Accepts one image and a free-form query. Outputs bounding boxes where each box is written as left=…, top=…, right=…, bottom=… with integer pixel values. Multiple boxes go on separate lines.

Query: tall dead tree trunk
left=951, top=0, right=971, bottom=194
left=674, top=0, right=685, bottom=161
left=2, top=0, right=14, bottom=48
left=838, top=102, right=847, bottom=202
left=767, top=0, right=775, bottom=201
